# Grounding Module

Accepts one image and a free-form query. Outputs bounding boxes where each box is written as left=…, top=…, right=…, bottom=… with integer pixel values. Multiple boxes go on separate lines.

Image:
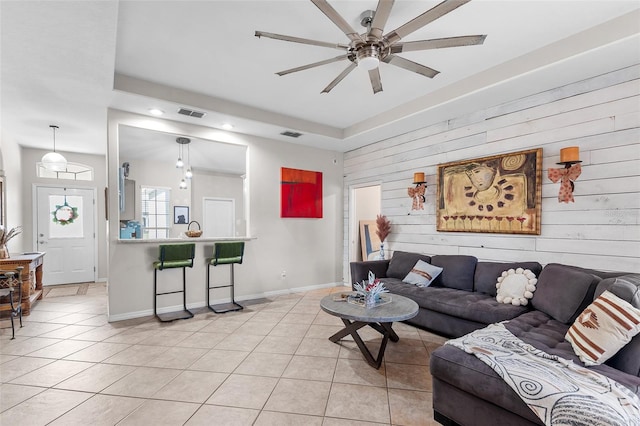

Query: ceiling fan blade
left=311, top=0, right=363, bottom=43
left=276, top=55, right=348, bottom=76
left=321, top=63, right=357, bottom=93
left=255, top=31, right=349, bottom=50
left=383, top=55, right=440, bottom=78
left=391, top=35, right=487, bottom=53
left=368, top=68, right=383, bottom=94
left=385, top=0, right=472, bottom=45
left=369, top=0, right=395, bottom=39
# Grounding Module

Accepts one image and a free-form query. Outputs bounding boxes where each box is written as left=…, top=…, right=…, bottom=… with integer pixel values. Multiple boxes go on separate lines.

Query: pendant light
left=185, top=142, right=193, bottom=179
left=176, top=137, right=191, bottom=189
left=41, top=125, right=68, bottom=172
left=175, top=141, right=184, bottom=168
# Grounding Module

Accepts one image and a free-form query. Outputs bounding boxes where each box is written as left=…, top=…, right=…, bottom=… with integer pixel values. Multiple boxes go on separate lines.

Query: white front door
left=36, top=186, right=96, bottom=285
left=203, top=197, right=235, bottom=238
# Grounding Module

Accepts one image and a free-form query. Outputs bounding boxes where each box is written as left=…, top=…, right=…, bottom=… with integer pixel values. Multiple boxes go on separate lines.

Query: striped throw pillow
left=566, top=290, right=640, bottom=366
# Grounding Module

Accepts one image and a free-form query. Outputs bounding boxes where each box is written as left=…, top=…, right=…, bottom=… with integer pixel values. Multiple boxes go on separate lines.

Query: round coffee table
left=320, top=293, right=419, bottom=369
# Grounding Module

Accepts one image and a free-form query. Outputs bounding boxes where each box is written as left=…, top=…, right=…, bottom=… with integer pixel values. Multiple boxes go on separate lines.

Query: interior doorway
left=35, top=185, right=97, bottom=285
left=349, top=183, right=381, bottom=273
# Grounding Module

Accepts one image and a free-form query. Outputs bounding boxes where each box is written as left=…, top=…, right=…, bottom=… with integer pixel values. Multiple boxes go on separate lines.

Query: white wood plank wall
left=343, top=65, right=640, bottom=282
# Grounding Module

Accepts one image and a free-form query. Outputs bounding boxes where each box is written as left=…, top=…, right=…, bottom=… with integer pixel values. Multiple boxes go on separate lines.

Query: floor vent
left=178, top=107, right=206, bottom=118
left=280, top=130, right=303, bottom=138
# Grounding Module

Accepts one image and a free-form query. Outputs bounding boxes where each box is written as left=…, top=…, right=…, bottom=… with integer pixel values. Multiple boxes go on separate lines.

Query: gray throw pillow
left=531, top=264, right=600, bottom=324
left=430, top=255, right=477, bottom=291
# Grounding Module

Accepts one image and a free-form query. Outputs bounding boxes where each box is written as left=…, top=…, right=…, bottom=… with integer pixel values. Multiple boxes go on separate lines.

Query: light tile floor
left=0, top=284, right=447, bottom=425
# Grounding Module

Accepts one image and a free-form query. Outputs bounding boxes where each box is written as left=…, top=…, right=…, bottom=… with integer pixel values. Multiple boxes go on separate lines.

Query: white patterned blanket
left=446, top=323, right=640, bottom=426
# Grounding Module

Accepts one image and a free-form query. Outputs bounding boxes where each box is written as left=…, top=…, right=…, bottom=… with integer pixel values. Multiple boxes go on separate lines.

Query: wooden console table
left=0, top=253, right=45, bottom=316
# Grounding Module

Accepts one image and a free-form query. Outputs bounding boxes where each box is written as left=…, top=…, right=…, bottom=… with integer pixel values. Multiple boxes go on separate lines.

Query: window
left=141, top=187, right=170, bottom=239
left=36, top=162, right=94, bottom=181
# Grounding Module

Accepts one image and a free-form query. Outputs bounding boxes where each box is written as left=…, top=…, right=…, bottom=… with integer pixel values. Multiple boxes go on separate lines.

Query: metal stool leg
left=154, top=267, right=194, bottom=322
left=154, top=268, right=158, bottom=318
left=207, top=263, right=243, bottom=314
left=9, top=288, right=15, bottom=339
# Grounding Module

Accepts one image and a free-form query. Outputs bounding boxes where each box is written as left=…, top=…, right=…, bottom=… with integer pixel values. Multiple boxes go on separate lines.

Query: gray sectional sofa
left=350, top=252, right=640, bottom=426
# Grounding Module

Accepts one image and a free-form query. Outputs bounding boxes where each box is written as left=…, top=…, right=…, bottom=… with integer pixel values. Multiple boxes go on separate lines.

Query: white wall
left=0, top=135, right=24, bottom=253
left=343, top=65, right=640, bottom=280
left=107, top=110, right=344, bottom=320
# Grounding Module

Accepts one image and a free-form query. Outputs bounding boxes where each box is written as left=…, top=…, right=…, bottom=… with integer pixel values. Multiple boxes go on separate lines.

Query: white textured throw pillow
left=403, top=260, right=443, bottom=287
left=566, top=290, right=640, bottom=366
left=496, top=268, right=537, bottom=306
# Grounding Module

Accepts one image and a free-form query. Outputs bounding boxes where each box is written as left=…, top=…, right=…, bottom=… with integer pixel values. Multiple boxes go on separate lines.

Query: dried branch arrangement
left=0, top=225, right=22, bottom=246
left=375, top=215, right=391, bottom=242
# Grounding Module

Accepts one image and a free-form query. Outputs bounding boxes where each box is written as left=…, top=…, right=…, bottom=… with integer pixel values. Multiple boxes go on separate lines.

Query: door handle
left=39, top=241, right=47, bottom=244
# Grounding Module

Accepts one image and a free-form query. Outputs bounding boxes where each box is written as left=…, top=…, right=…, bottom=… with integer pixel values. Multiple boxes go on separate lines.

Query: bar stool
left=206, top=241, right=245, bottom=313
left=153, top=243, right=195, bottom=322
left=0, top=266, right=24, bottom=339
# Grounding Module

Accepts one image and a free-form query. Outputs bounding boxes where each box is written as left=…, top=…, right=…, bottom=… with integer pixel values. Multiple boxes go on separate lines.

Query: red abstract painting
left=281, top=167, right=323, bottom=218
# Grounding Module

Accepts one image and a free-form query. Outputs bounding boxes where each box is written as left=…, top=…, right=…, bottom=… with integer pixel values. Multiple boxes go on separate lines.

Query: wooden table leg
left=35, top=263, right=43, bottom=300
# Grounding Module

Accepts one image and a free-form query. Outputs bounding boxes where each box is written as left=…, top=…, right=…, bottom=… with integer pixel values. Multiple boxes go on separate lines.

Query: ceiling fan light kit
left=255, top=0, right=486, bottom=94
left=356, top=45, right=381, bottom=70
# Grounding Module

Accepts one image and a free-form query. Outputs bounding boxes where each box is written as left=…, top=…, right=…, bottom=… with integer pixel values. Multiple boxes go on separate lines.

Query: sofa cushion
left=431, top=310, right=640, bottom=422
left=403, top=260, right=442, bottom=287
left=504, top=311, right=640, bottom=392
left=475, top=261, right=543, bottom=296
left=531, top=264, right=600, bottom=324
left=430, top=255, right=477, bottom=291
left=384, top=279, right=527, bottom=325
left=387, top=251, right=431, bottom=279
left=566, top=290, right=640, bottom=366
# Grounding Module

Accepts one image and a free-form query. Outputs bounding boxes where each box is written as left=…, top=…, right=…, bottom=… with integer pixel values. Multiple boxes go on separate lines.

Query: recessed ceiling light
left=222, top=123, right=233, bottom=130
left=149, top=108, right=164, bottom=116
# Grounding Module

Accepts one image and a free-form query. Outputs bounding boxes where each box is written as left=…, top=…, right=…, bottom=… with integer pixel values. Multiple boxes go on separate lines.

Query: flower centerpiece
left=376, top=214, right=391, bottom=260
left=0, top=225, right=22, bottom=259
left=353, top=271, right=389, bottom=308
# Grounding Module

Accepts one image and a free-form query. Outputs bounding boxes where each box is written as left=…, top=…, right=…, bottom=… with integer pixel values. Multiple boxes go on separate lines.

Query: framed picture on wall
left=280, top=167, right=323, bottom=218
left=174, top=206, right=189, bottom=224
left=436, top=148, right=542, bottom=235
left=359, top=220, right=381, bottom=261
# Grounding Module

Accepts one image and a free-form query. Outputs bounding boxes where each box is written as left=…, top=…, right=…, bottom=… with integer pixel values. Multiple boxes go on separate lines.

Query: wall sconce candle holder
left=408, top=172, right=427, bottom=210
left=548, top=147, right=582, bottom=203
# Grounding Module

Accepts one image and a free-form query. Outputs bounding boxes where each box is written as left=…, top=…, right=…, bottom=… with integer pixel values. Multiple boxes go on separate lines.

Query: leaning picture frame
left=436, top=148, right=542, bottom=235
left=173, top=206, right=189, bottom=224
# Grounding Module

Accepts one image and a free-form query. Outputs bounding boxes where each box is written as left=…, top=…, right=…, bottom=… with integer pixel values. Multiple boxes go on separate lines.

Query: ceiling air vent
left=280, top=130, right=303, bottom=138
left=177, top=107, right=206, bottom=118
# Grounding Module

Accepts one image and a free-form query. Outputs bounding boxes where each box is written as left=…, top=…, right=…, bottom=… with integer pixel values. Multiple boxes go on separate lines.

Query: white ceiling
left=1, top=0, right=639, bottom=157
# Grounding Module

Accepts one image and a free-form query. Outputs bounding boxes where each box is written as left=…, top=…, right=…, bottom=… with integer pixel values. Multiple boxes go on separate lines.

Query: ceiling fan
left=255, top=0, right=486, bottom=94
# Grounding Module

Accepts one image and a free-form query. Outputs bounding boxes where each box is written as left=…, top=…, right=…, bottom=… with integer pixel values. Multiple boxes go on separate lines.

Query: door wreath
left=52, top=196, right=79, bottom=226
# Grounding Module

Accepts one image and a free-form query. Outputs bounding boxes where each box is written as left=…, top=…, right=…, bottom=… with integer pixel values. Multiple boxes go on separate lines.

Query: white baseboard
left=108, top=281, right=343, bottom=322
